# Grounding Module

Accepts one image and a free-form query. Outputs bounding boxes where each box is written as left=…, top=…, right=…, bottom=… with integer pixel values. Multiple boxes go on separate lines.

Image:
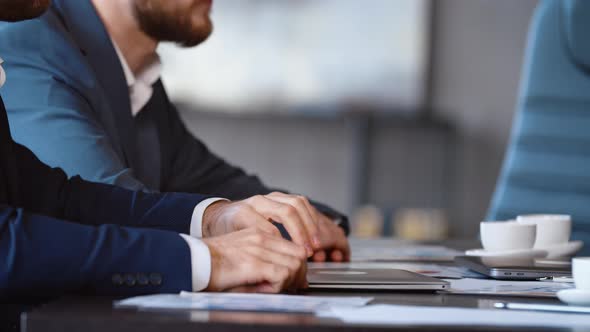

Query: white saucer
left=537, top=241, right=584, bottom=259
left=557, top=288, right=590, bottom=306
left=465, top=248, right=548, bottom=258
left=535, top=258, right=572, bottom=266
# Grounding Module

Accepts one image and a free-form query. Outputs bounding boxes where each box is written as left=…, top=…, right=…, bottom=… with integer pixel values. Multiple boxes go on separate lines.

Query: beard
left=132, top=0, right=213, bottom=48
left=0, top=0, right=51, bottom=22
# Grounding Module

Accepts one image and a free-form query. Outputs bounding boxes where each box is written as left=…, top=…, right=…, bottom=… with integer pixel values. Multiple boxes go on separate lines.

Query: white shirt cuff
left=179, top=234, right=211, bottom=292
left=190, top=197, right=229, bottom=238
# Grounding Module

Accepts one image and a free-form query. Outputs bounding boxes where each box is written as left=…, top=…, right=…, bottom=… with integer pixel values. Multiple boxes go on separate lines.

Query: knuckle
left=296, top=195, right=309, bottom=204
left=312, top=231, right=321, bottom=240
left=282, top=205, right=297, bottom=218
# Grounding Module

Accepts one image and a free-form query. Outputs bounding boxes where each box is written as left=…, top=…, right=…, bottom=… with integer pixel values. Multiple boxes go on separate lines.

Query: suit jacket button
left=112, top=274, right=124, bottom=286
left=124, top=273, right=137, bottom=286
left=149, top=273, right=162, bottom=286
left=137, top=273, right=149, bottom=286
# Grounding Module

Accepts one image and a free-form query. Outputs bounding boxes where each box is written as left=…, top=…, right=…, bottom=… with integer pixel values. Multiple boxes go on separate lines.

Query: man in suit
left=0, top=0, right=350, bottom=262
left=0, top=0, right=327, bottom=301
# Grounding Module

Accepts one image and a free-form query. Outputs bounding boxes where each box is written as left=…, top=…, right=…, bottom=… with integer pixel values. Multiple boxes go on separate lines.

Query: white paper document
left=115, top=292, right=373, bottom=314
left=309, top=262, right=483, bottom=279
left=319, top=304, right=590, bottom=328
left=446, top=278, right=575, bottom=297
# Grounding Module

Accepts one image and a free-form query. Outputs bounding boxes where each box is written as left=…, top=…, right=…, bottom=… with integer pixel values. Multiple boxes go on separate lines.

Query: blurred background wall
left=430, top=0, right=538, bottom=236
left=166, top=0, right=539, bottom=239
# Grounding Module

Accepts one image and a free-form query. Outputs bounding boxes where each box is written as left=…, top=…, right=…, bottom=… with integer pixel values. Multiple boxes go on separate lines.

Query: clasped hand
left=201, top=192, right=350, bottom=293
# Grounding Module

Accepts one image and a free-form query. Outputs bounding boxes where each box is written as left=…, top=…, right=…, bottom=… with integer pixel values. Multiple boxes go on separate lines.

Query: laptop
left=455, top=256, right=572, bottom=280
left=307, top=268, right=450, bottom=290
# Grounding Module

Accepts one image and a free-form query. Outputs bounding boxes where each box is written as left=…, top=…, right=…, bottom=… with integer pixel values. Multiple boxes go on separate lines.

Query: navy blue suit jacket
left=0, top=95, right=210, bottom=300
left=0, top=0, right=347, bottom=230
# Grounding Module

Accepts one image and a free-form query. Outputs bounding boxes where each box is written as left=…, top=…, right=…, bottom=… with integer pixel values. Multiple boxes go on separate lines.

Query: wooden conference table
left=16, top=239, right=583, bottom=332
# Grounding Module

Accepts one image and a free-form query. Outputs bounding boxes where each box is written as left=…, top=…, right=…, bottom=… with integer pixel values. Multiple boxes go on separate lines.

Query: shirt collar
left=112, top=42, right=135, bottom=87
left=111, top=40, right=162, bottom=116
left=112, top=41, right=162, bottom=89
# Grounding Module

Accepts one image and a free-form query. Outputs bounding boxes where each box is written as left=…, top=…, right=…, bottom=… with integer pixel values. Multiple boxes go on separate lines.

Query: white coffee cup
left=572, top=257, right=590, bottom=291
left=516, top=214, right=571, bottom=248
left=480, top=221, right=537, bottom=251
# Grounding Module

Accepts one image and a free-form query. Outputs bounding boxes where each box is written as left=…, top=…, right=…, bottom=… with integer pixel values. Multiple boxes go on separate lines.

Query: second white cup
left=516, top=214, right=572, bottom=248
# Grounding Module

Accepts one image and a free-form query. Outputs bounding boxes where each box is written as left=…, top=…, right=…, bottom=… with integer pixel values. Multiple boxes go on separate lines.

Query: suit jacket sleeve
left=12, top=141, right=206, bottom=234
left=0, top=102, right=199, bottom=300
left=4, top=71, right=151, bottom=192
left=0, top=204, right=193, bottom=300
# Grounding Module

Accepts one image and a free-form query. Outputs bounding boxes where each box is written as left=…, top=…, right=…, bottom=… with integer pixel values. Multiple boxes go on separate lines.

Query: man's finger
left=301, top=198, right=324, bottom=248
left=266, top=193, right=321, bottom=250
left=248, top=231, right=308, bottom=261
left=255, top=283, right=279, bottom=293
left=228, top=285, right=258, bottom=293
left=247, top=196, right=313, bottom=256
left=333, top=227, right=351, bottom=261
left=246, top=231, right=307, bottom=290
left=238, top=258, right=290, bottom=293
left=330, top=250, right=344, bottom=262
left=244, top=245, right=304, bottom=275
left=312, top=250, right=327, bottom=262
left=316, top=218, right=351, bottom=261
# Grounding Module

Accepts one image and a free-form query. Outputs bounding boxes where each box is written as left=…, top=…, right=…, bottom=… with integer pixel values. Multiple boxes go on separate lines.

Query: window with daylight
left=159, top=0, right=431, bottom=114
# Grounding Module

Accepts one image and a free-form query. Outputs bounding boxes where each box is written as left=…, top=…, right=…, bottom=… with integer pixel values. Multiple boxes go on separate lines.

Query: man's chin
left=0, top=0, right=51, bottom=22
left=180, top=29, right=212, bottom=48
left=178, top=20, right=213, bottom=48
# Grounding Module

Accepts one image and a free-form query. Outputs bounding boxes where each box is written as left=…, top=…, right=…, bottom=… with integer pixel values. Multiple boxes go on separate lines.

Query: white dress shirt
left=113, top=43, right=228, bottom=292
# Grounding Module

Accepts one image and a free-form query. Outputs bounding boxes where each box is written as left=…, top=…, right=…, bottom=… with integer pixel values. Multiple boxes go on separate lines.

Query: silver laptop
left=454, top=256, right=572, bottom=280
left=307, top=268, right=450, bottom=290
